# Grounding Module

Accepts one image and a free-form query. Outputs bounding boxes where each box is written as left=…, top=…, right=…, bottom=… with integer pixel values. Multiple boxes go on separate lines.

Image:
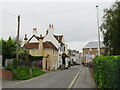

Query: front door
left=62, top=57, right=65, bottom=65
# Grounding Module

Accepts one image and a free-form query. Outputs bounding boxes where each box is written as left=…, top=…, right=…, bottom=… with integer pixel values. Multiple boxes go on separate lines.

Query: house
left=82, top=41, right=105, bottom=63
left=43, top=24, right=69, bottom=69
left=24, top=28, right=58, bottom=70
left=68, top=49, right=80, bottom=65
left=24, top=24, right=68, bottom=70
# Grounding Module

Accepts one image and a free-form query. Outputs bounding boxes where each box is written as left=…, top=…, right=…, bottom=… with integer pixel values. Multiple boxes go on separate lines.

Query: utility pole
left=96, top=5, right=100, bottom=56
left=16, top=15, right=20, bottom=60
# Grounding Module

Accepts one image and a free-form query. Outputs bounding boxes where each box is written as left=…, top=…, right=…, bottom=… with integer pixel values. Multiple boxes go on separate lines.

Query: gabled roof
left=27, top=35, right=44, bottom=43
left=24, top=41, right=57, bottom=50
left=83, top=41, right=105, bottom=49
left=54, top=35, right=63, bottom=43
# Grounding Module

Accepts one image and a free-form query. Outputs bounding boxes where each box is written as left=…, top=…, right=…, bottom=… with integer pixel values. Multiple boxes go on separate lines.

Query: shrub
left=11, top=67, right=46, bottom=80
left=28, top=55, right=43, bottom=61
left=32, top=68, right=46, bottom=77
left=93, top=56, right=120, bottom=89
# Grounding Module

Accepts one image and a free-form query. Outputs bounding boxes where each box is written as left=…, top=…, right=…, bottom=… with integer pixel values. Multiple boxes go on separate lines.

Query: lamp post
left=96, top=5, right=101, bottom=56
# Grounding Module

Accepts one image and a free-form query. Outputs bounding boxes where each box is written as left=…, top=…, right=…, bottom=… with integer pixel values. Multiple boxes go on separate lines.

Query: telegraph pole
left=16, top=15, right=20, bottom=60
left=96, top=5, right=100, bottom=56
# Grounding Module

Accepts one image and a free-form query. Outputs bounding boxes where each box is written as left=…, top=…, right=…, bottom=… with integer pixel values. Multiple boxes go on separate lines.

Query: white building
left=43, top=24, right=69, bottom=69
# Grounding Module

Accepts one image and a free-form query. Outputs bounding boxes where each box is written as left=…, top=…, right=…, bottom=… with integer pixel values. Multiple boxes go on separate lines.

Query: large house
left=24, top=24, right=68, bottom=70
left=82, top=41, right=105, bottom=63
left=43, top=24, right=69, bottom=68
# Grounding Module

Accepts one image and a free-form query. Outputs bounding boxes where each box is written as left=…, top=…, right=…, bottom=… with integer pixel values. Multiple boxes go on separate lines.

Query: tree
left=2, top=37, right=17, bottom=66
left=101, top=1, right=120, bottom=55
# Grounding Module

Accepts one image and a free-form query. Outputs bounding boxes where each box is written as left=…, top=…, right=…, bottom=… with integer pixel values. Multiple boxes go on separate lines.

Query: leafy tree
left=2, top=37, right=17, bottom=66
left=101, top=1, right=120, bottom=55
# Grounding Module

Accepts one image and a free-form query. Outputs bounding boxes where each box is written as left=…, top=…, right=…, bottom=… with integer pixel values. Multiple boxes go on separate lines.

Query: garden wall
left=0, top=69, right=12, bottom=80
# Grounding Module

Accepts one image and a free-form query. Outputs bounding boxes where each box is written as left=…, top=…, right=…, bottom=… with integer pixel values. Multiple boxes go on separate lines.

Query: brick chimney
left=24, top=34, right=28, bottom=44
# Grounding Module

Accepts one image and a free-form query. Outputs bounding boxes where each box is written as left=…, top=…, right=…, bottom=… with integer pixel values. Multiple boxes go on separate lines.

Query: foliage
left=28, top=55, right=43, bottom=61
left=8, top=67, right=46, bottom=80
left=12, top=67, right=31, bottom=80
left=1, top=37, right=17, bottom=66
left=100, top=1, right=120, bottom=55
left=93, top=56, right=120, bottom=89
left=32, top=68, right=46, bottom=77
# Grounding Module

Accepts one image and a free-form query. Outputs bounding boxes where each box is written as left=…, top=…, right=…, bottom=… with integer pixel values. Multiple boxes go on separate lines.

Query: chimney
left=40, top=34, right=42, bottom=37
left=47, top=24, right=54, bottom=35
left=24, top=34, right=28, bottom=44
left=49, top=24, right=52, bottom=28
left=32, top=28, right=37, bottom=35
left=24, top=34, right=28, bottom=40
left=51, top=24, right=54, bottom=28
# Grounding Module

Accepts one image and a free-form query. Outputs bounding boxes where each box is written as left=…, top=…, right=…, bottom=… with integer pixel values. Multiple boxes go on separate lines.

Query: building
left=24, top=24, right=68, bottom=70
left=24, top=29, right=58, bottom=70
left=43, top=24, right=69, bottom=69
left=68, top=49, right=80, bottom=65
left=82, top=41, right=105, bottom=63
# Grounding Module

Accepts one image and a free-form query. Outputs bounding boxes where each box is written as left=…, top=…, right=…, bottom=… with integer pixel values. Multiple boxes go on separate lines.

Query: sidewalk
left=73, top=66, right=97, bottom=88
left=2, top=80, right=24, bottom=88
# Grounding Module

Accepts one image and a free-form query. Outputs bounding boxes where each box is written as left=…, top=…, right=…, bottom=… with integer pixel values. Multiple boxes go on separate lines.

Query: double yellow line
left=68, top=68, right=82, bottom=89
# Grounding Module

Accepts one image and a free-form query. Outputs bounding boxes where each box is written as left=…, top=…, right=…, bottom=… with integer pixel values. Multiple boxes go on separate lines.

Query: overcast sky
left=1, top=0, right=116, bottom=52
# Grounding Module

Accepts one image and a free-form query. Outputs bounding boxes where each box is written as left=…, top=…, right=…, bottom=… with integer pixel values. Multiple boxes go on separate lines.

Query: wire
left=2, top=9, right=17, bottom=17
left=22, top=6, right=90, bottom=18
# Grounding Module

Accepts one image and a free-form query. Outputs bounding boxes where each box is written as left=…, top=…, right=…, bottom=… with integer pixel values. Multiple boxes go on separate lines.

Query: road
left=2, top=65, right=97, bottom=88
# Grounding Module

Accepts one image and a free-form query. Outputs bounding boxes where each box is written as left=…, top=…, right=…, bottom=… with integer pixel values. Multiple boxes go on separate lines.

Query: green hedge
left=93, top=56, right=120, bottom=89
left=11, top=67, right=46, bottom=80
left=28, top=55, right=43, bottom=61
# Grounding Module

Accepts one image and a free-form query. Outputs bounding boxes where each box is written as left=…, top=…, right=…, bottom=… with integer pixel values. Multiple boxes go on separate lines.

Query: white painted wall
left=43, top=27, right=59, bottom=49
left=29, top=36, right=39, bottom=43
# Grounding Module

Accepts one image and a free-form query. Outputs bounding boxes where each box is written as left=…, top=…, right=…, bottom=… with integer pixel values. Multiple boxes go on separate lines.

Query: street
left=3, top=65, right=96, bottom=88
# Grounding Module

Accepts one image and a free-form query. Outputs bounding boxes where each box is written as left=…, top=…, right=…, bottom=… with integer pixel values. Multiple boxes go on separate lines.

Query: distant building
left=68, top=49, right=80, bottom=64
left=82, top=41, right=105, bottom=63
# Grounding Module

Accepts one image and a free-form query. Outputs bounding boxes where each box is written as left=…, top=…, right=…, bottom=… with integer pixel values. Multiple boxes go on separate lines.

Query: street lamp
left=96, top=5, right=101, bottom=56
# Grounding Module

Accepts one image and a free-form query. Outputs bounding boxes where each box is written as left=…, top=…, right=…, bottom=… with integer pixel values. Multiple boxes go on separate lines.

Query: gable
left=29, top=36, right=39, bottom=43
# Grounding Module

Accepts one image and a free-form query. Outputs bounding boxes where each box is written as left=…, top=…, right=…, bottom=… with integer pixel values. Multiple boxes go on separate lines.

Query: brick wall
left=0, top=69, right=12, bottom=80
left=83, top=48, right=105, bottom=57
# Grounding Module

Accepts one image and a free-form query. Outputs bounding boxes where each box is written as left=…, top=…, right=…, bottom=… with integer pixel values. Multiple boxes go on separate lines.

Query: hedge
left=11, top=67, right=46, bottom=80
left=28, top=55, right=43, bottom=61
left=93, top=56, right=120, bottom=89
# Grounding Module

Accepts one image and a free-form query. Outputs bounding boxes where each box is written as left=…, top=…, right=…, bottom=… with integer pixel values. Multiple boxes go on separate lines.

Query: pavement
left=73, top=66, right=97, bottom=88
left=2, top=65, right=97, bottom=88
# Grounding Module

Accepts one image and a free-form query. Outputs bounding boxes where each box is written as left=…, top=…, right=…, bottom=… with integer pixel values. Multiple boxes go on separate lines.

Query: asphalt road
left=73, top=66, right=97, bottom=88
left=3, top=65, right=97, bottom=88
left=5, top=66, right=81, bottom=88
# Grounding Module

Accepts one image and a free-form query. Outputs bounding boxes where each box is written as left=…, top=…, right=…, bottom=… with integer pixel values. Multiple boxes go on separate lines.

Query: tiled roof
left=83, top=41, right=105, bottom=49
left=54, top=35, right=63, bottom=43
left=24, top=43, right=38, bottom=49
left=24, top=41, right=57, bottom=50
left=43, top=41, right=57, bottom=50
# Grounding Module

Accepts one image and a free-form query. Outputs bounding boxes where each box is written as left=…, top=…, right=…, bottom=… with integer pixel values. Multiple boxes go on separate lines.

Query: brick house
left=82, top=41, right=105, bottom=63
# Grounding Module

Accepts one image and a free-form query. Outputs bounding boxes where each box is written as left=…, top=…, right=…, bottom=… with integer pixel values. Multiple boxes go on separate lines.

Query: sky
left=0, top=0, right=116, bottom=52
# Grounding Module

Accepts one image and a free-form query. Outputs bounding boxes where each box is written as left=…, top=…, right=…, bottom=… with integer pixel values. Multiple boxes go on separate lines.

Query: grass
left=11, top=67, right=46, bottom=80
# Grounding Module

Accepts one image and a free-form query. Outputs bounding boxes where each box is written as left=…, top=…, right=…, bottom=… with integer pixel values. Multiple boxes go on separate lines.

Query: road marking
left=68, top=68, right=82, bottom=89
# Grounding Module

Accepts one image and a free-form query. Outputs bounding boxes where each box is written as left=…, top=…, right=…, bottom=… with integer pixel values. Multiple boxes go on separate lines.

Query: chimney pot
left=52, top=24, right=54, bottom=28
left=49, top=24, right=51, bottom=28
left=25, top=34, right=27, bottom=38
left=40, top=34, right=42, bottom=37
left=33, top=28, right=37, bottom=30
